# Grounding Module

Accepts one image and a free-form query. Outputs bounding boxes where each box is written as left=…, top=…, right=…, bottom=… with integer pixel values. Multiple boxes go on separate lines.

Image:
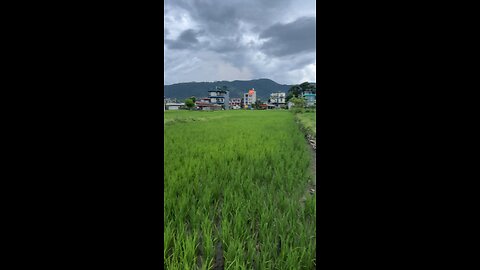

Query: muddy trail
left=212, top=197, right=224, bottom=270
left=299, top=124, right=317, bottom=205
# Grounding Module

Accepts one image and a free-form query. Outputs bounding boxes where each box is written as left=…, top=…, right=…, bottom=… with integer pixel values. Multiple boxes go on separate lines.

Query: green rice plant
left=179, top=233, right=198, bottom=269
left=164, top=110, right=316, bottom=268
left=201, top=217, right=215, bottom=261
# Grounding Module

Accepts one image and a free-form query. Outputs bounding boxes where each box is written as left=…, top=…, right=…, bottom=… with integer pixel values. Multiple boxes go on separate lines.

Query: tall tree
left=290, top=97, right=306, bottom=113
left=184, top=98, right=195, bottom=110
left=286, top=82, right=316, bottom=102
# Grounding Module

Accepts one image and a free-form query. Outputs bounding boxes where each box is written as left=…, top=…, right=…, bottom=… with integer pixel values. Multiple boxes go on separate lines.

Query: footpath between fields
left=295, top=113, right=317, bottom=205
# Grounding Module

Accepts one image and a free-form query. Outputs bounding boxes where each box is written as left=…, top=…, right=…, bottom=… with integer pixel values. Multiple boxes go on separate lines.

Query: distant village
left=164, top=85, right=316, bottom=111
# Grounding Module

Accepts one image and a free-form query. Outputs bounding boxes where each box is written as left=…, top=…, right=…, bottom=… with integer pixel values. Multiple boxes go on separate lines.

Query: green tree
left=220, top=85, right=228, bottom=92
left=299, top=82, right=316, bottom=93
left=185, top=98, right=195, bottom=110
left=290, top=97, right=305, bottom=113
left=253, top=100, right=262, bottom=110
left=286, top=85, right=302, bottom=102
left=286, top=82, right=316, bottom=102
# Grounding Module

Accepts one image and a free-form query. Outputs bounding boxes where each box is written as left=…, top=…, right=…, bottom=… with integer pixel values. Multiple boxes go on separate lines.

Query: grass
left=164, top=110, right=316, bottom=269
left=164, top=110, right=233, bottom=125
left=295, top=112, right=316, bottom=139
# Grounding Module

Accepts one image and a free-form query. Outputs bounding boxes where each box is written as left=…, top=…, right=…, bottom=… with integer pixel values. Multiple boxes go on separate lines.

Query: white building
left=269, top=92, right=286, bottom=108
left=243, top=88, right=256, bottom=108
left=287, top=101, right=294, bottom=110
left=229, top=98, right=242, bottom=109
left=165, top=102, right=185, bottom=110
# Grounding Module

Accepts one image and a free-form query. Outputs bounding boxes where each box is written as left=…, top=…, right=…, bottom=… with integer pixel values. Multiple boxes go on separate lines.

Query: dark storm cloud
left=260, top=17, right=316, bottom=57
left=164, top=0, right=302, bottom=51
left=166, top=0, right=292, bottom=27
left=178, top=29, right=200, bottom=43
left=164, top=0, right=317, bottom=85
left=165, top=29, right=203, bottom=50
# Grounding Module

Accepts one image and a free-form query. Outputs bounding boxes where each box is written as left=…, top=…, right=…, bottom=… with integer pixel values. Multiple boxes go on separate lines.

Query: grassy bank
left=295, top=112, right=316, bottom=139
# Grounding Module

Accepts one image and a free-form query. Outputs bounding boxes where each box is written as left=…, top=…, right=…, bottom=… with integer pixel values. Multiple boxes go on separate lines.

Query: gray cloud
left=164, top=0, right=316, bottom=85
left=165, top=29, right=202, bottom=50
left=178, top=29, right=199, bottom=43
left=164, top=28, right=169, bottom=39
left=260, top=17, right=316, bottom=57
left=208, top=37, right=242, bottom=53
left=166, top=0, right=292, bottom=30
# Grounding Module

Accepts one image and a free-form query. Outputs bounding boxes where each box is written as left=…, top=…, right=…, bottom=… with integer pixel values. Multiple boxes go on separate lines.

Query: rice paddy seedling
left=164, top=110, right=316, bottom=268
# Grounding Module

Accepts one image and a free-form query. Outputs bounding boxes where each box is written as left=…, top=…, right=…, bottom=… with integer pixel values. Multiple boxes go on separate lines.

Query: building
left=268, top=92, right=286, bottom=108
left=164, top=97, right=177, bottom=110
left=195, top=97, right=211, bottom=109
left=196, top=103, right=222, bottom=111
left=208, top=87, right=230, bottom=110
left=197, top=97, right=211, bottom=103
left=229, top=98, right=242, bottom=109
left=165, top=102, right=185, bottom=110
left=302, top=90, right=316, bottom=107
left=287, top=101, right=294, bottom=110
left=243, top=88, right=256, bottom=109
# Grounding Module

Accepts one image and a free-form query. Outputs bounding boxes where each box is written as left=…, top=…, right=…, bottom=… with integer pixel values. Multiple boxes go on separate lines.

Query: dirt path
left=308, top=140, right=316, bottom=188
left=213, top=197, right=224, bottom=270
left=300, top=131, right=317, bottom=205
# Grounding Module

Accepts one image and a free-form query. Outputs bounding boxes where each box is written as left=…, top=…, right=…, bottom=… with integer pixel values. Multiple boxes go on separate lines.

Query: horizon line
left=164, top=78, right=316, bottom=86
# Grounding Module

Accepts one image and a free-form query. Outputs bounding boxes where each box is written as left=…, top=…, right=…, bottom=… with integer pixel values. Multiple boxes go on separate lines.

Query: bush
left=291, top=107, right=305, bottom=114
left=290, top=97, right=306, bottom=114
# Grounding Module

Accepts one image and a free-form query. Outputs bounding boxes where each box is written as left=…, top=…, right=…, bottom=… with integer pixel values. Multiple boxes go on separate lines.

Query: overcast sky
left=164, top=0, right=316, bottom=85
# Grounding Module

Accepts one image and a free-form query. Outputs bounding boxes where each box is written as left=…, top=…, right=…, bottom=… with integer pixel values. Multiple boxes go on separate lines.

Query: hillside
left=164, top=79, right=293, bottom=101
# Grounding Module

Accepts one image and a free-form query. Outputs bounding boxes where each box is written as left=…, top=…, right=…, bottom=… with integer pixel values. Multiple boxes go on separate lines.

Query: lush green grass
left=296, top=112, right=316, bottom=138
left=164, top=110, right=235, bottom=125
left=164, top=110, right=316, bottom=269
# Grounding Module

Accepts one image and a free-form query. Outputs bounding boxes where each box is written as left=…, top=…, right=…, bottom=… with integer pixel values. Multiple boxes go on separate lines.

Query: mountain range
left=164, top=79, right=294, bottom=101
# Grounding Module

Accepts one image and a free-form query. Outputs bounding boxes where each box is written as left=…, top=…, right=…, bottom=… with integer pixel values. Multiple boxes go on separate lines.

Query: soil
left=196, top=232, right=204, bottom=269
left=300, top=131, right=317, bottom=205
left=213, top=197, right=224, bottom=270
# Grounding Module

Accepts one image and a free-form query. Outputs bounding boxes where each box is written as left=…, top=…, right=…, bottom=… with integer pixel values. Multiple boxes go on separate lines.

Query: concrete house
left=165, top=102, right=185, bottom=110
left=268, top=92, right=286, bottom=108
left=302, top=90, right=316, bottom=107
left=195, top=97, right=212, bottom=109
left=229, top=98, right=242, bottom=109
left=208, top=87, right=230, bottom=110
left=243, top=88, right=256, bottom=109
left=195, top=97, right=222, bottom=111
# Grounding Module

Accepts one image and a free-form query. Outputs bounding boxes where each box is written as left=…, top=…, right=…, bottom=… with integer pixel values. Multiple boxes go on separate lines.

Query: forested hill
left=164, top=79, right=293, bottom=100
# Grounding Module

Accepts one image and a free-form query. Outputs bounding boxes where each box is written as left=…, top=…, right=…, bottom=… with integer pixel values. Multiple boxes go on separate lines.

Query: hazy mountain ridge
left=164, top=79, right=294, bottom=100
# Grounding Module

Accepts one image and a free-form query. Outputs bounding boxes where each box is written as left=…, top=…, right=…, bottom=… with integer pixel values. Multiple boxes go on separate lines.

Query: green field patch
left=164, top=110, right=316, bottom=268
left=164, top=111, right=237, bottom=126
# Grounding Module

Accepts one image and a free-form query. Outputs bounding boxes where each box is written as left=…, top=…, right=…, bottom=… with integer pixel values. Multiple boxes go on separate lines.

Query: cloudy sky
left=164, top=0, right=316, bottom=85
